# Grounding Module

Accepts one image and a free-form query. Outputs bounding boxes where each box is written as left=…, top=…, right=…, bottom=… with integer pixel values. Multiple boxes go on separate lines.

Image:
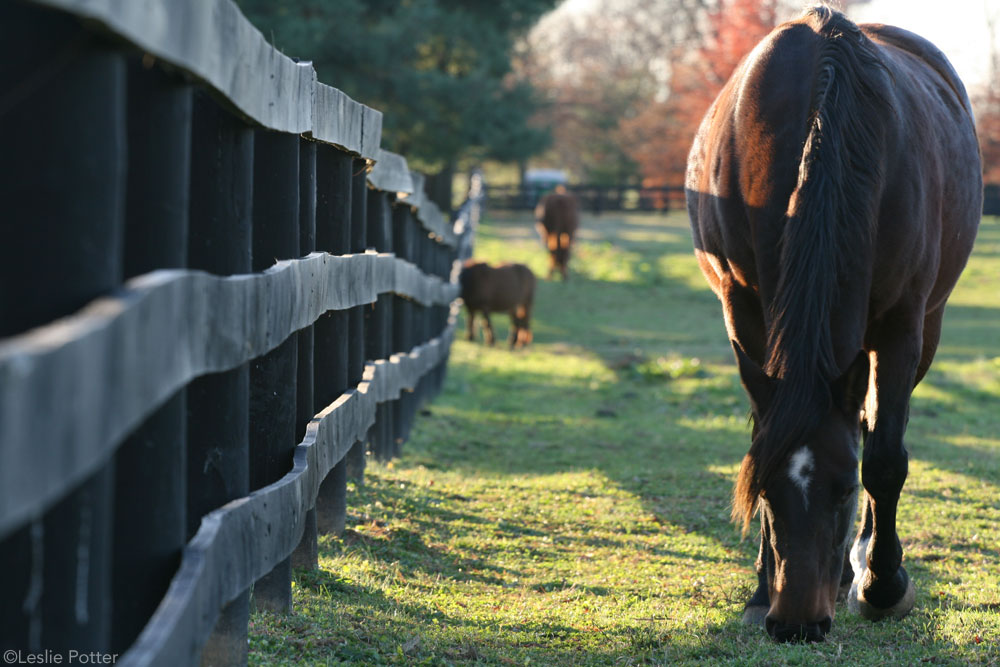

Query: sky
left=848, top=0, right=995, bottom=90
left=554, top=0, right=996, bottom=91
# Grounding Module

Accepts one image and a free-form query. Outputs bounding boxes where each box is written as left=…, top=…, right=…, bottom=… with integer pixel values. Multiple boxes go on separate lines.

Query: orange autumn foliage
left=619, top=0, right=783, bottom=189
left=977, top=84, right=1000, bottom=183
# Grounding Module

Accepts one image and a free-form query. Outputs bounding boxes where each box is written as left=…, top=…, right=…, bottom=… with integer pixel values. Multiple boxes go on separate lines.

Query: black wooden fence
left=0, top=1, right=477, bottom=665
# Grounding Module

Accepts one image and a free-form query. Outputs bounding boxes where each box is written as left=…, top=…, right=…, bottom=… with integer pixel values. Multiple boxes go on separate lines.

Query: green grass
left=249, top=211, right=1000, bottom=665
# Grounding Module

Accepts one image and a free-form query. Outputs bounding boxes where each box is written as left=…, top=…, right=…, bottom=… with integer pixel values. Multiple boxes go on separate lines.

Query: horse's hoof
left=742, top=605, right=768, bottom=627
left=849, top=572, right=916, bottom=620
left=837, top=580, right=852, bottom=602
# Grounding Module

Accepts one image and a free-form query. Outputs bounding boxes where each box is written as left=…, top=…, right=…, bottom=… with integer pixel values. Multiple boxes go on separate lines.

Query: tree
left=235, top=0, right=559, bottom=209
left=976, top=3, right=1000, bottom=183
left=519, top=0, right=792, bottom=187
left=519, top=0, right=711, bottom=185
left=619, top=0, right=787, bottom=190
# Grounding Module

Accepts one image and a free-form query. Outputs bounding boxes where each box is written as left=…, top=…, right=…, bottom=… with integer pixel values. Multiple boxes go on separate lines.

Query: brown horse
left=534, top=186, right=579, bottom=280
left=459, top=260, right=535, bottom=349
left=686, top=7, right=981, bottom=641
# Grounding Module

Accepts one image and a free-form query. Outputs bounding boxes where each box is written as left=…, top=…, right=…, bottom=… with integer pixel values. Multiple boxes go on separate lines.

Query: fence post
left=313, top=147, right=353, bottom=537
left=185, top=90, right=254, bottom=667
left=292, top=139, right=319, bottom=570
left=110, top=57, right=192, bottom=653
left=0, top=4, right=125, bottom=652
left=391, top=205, right=414, bottom=456
left=366, top=190, right=393, bottom=461
left=346, top=158, right=369, bottom=478
left=248, top=130, right=300, bottom=614
left=381, top=211, right=396, bottom=460
left=410, top=209, right=424, bottom=451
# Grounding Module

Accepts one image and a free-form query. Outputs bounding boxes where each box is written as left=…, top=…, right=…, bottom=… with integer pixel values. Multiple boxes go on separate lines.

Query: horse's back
left=862, top=23, right=981, bottom=310
left=686, top=7, right=981, bottom=335
left=686, top=14, right=837, bottom=302
left=540, top=194, right=579, bottom=234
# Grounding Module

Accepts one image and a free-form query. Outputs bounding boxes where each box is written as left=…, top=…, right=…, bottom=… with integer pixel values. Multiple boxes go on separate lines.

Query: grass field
left=250, top=210, right=1000, bottom=665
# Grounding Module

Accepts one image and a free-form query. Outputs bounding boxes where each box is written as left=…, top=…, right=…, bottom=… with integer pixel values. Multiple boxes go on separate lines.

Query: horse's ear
left=732, top=340, right=773, bottom=415
left=833, top=350, right=869, bottom=416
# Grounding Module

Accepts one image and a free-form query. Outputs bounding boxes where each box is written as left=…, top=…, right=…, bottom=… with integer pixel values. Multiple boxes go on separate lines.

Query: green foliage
left=235, top=0, right=557, bottom=170
left=249, top=213, right=1000, bottom=665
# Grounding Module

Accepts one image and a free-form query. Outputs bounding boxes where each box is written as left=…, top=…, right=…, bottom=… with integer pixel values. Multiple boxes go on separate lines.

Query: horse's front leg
left=465, top=308, right=477, bottom=342
left=744, top=517, right=774, bottom=625
left=849, top=326, right=919, bottom=620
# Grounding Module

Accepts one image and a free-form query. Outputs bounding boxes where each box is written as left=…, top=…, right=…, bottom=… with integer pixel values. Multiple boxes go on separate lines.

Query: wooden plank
left=119, top=315, right=458, bottom=667
left=0, top=253, right=458, bottom=539
left=14, top=0, right=464, bottom=238
left=399, top=172, right=458, bottom=248
left=311, top=83, right=382, bottom=161
left=27, top=0, right=314, bottom=135
left=23, top=0, right=384, bottom=161
left=400, top=171, right=428, bottom=212
left=367, top=149, right=414, bottom=195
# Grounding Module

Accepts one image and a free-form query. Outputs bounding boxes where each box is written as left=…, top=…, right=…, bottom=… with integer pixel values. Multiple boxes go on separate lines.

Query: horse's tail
left=735, top=7, right=892, bottom=530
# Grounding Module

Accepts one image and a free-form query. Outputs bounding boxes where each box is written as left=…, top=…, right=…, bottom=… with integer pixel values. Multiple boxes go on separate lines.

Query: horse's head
left=732, top=343, right=869, bottom=641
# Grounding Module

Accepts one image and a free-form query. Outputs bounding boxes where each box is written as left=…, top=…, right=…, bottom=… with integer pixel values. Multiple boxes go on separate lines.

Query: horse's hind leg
left=914, top=305, right=944, bottom=387
left=848, top=308, right=922, bottom=620
left=510, top=303, right=532, bottom=349
left=482, top=312, right=495, bottom=346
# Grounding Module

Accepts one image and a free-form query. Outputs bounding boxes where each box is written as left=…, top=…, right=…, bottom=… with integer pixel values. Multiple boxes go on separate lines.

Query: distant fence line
left=0, top=1, right=477, bottom=665
left=488, top=183, right=1000, bottom=216
left=486, top=183, right=686, bottom=214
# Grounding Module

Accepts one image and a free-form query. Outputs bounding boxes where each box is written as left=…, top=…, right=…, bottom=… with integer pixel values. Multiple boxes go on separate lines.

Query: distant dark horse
left=686, top=7, right=981, bottom=641
left=534, top=186, right=579, bottom=280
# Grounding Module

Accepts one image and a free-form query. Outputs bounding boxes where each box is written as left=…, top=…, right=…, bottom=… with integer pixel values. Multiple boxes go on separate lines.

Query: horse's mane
left=733, top=6, right=890, bottom=530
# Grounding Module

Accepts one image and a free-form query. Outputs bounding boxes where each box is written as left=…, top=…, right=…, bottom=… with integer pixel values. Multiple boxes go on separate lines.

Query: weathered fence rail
left=0, top=0, right=476, bottom=664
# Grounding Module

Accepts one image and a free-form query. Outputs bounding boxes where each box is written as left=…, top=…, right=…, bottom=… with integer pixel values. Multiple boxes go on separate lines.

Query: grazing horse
left=686, top=7, right=981, bottom=642
left=459, top=260, right=536, bottom=349
left=534, top=186, right=579, bottom=280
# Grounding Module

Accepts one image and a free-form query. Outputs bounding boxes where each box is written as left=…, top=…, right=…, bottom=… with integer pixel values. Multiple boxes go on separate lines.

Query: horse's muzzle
left=765, top=615, right=831, bottom=642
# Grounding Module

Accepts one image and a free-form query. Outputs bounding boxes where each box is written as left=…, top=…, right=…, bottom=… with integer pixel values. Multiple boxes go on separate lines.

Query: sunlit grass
left=249, top=213, right=1000, bottom=665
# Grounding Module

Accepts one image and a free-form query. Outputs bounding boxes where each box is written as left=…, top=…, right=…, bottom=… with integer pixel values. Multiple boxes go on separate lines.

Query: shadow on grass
left=263, top=564, right=691, bottom=665
left=260, top=560, right=761, bottom=665
left=255, top=213, right=1000, bottom=665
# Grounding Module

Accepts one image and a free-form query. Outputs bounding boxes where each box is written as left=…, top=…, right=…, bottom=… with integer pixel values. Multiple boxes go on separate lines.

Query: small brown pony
left=459, top=260, right=535, bottom=349
left=686, top=7, right=981, bottom=642
left=534, top=185, right=579, bottom=280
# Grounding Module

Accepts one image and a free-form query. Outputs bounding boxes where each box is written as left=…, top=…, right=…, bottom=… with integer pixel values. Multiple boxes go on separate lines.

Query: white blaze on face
left=787, top=446, right=815, bottom=505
